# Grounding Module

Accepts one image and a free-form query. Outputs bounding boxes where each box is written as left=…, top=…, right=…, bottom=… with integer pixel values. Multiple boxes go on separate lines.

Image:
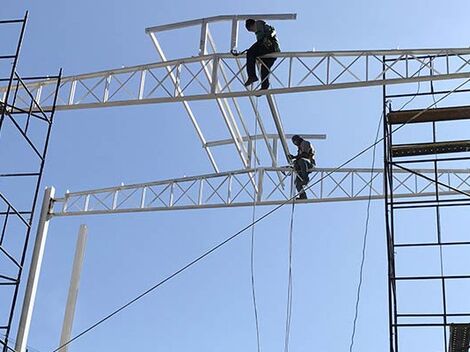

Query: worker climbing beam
left=3, top=48, right=470, bottom=111
left=49, top=167, right=470, bottom=216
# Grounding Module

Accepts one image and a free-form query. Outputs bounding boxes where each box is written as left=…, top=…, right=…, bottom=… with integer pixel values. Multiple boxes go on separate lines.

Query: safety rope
left=284, top=176, right=296, bottom=352
left=250, top=96, right=261, bottom=352
left=349, top=113, right=383, bottom=352
left=51, top=76, right=470, bottom=352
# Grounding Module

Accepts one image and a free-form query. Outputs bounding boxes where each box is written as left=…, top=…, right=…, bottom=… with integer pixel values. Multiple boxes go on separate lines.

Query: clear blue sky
left=3, top=1, right=470, bottom=352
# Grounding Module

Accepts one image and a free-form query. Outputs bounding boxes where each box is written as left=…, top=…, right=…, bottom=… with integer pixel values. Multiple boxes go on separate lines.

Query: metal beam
left=7, top=49, right=470, bottom=111
left=266, top=94, right=290, bottom=163
left=58, top=224, right=87, bottom=352
left=205, top=133, right=326, bottom=147
left=148, top=33, right=220, bottom=172
left=49, top=167, right=470, bottom=216
left=197, top=29, right=250, bottom=168
left=15, top=187, right=54, bottom=352
left=145, top=13, right=297, bottom=33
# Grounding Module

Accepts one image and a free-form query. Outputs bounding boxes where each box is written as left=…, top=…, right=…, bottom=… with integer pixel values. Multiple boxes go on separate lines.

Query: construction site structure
left=2, top=12, right=470, bottom=352
left=385, top=76, right=470, bottom=351
left=0, top=12, right=62, bottom=352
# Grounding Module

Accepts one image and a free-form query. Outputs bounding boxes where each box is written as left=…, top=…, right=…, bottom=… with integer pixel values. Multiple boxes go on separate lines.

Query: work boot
left=260, top=81, right=270, bottom=90
left=296, top=192, right=307, bottom=200
left=244, top=76, right=259, bottom=87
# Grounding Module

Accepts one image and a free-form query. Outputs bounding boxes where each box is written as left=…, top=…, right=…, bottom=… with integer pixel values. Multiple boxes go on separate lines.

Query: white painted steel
left=49, top=168, right=470, bottom=216
left=58, top=225, right=88, bottom=352
left=6, top=49, right=470, bottom=111
left=15, top=187, right=55, bottom=352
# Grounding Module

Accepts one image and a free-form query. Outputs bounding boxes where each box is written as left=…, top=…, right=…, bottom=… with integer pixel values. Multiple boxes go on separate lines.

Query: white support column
left=199, top=20, right=208, bottom=56
left=230, top=18, right=239, bottom=52
left=58, top=224, right=88, bottom=352
left=15, top=187, right=55, bottom=352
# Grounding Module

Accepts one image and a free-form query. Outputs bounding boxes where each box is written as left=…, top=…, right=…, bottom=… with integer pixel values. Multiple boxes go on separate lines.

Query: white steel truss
left=146, top=14, right=299, bottom=170
left=4, top=48, right=470, bottom=112
left=50, top=167, right=470, bottom=216
left=145, top=13, right=297, bottom=54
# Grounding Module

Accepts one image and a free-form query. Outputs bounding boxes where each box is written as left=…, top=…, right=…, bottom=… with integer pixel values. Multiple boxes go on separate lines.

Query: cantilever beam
left=49, top=167, right=470, bottom=217
left=145, top=13, right=297, bottom=53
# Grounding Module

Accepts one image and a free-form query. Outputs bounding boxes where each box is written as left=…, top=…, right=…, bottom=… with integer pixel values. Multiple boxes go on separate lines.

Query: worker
left=243, top=18, right=280, bottom=90
left=289, top=135, right=315, bottom=200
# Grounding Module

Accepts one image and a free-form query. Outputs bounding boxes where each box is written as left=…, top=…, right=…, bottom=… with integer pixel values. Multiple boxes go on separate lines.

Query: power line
left=51, top=76, right=470, bottom=352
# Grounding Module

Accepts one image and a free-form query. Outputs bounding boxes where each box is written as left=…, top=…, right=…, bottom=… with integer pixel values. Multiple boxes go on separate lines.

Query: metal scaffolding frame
left=384, top=60, right=470, bottom=352
left=0, top=13, right=62, bottom=352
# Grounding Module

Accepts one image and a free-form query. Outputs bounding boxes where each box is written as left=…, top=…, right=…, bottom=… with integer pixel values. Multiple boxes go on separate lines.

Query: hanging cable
left=348, top=113, right=383, bottom=352
left=51, top=76, right=470, bottom=352
left=284, top=181, right=296, bottom=352
left=250, top=96, right=261, bottom=352
left=0, top=332, right=42, bottom=352
left=397, top=62, right=425, bottom=111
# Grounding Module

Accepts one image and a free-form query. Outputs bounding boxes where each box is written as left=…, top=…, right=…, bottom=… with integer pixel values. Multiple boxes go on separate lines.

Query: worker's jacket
left=254, top=20, right=280, bottom=52
left=294, top=140, right=315, bottom=165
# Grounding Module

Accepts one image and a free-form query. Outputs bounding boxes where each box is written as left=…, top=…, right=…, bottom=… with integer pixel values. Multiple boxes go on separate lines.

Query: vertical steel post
left=58, top=224, right=88, bottom=352
left=15, top=187, right=55, bottom=352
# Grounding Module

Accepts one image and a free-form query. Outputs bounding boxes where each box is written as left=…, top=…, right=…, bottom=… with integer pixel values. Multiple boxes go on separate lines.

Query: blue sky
left=3, top=1, right=470, bottom=352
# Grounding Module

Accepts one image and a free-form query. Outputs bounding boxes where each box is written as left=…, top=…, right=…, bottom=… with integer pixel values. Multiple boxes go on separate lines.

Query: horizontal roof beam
left=145, top=13, right=297, bottom=33
left=205, top=134, right=327, bottom=147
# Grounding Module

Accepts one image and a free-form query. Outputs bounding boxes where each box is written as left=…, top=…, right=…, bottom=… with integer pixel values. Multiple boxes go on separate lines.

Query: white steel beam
left=7, top=49, right=470, bottom=111
left=266, top=94, right=290, bottom=163
left=49, top=168, right=470, bottom=216
left=145, top=14, right=297, bottom=34
left=198, top=28, right=250, bottom=167
left=15, top=187, right=55, bottom=352
left=58, top=224, right=88, bottom=352
left=148, top=33, right=220, bottom=172
left=205, top=133, right=326, bottom=148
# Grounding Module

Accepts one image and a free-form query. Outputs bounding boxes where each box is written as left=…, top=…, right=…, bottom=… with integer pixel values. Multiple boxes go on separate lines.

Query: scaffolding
left=0, top=13, right=61, bottom=352
left=384, top=57, right=470, bottom=352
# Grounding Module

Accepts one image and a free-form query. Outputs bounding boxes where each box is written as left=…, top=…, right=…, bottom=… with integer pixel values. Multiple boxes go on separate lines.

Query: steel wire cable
left=250, top=96, right=261, bottom=352
left=284, top=190, right=295, bottom=352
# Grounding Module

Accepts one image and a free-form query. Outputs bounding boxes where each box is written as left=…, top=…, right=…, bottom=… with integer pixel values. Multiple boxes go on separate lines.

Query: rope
left=0, top=332, right=42, bottom=352
left=284, top=183, right=295, bottom=352
left=250, top=96, right=261, bottom=352
left=348, top=113, right=383, bottom=352
left=51, top=76, right=470, bottom=352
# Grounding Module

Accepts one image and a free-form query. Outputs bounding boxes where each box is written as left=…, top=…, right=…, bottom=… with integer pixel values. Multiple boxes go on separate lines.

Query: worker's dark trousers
left=294, top=159, right=311, bottom=199
left=246, top=42, right=276, bottom=89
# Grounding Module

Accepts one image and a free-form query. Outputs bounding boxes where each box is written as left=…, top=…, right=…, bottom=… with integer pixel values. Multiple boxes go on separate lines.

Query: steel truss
left=4, top=49, right=470, bottom=112
left=4, top=48, right=470, bottom=173
left=8, top=13, right=470, bottom=352
left=48, top=167, right=470, bottom=216
left=384, top=72, right=470, bottom=351
left=0, top=13, right=61, bottom=352
left=4, top=14, right=470, bottom=174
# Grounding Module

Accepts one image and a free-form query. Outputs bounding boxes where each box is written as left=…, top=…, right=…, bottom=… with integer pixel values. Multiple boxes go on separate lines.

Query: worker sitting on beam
left=289, top=135, right=316, bottom=200
left=243, top=18, right=280, bottom=90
